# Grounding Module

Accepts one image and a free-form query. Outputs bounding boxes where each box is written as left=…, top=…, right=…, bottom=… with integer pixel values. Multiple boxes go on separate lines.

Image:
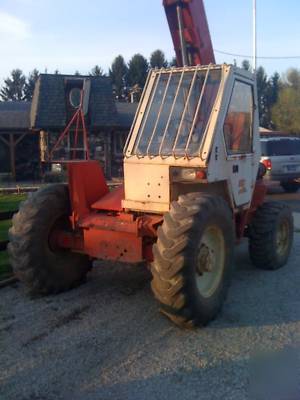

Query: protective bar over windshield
left=132, top=66, right=222, bottom=158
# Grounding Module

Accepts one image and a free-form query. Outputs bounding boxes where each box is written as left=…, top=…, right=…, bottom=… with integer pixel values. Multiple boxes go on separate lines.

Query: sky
left=0, top=0, right=300, bottom=83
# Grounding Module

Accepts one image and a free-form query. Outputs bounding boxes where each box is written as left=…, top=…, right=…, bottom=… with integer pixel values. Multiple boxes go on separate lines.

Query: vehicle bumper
left=264, top=171, right=300, bottom=182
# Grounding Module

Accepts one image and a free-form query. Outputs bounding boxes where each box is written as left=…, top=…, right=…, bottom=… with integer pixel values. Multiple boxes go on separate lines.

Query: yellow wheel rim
left=276, top=219, right=290, bottom=258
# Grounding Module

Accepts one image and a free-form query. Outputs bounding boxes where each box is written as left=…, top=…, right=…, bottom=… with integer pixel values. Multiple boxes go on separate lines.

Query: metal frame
left=158, top=67, right=186, bottom=157
left=134, top=71, right=162, bottom=158
left=146, top=70, right=174, bottom=157
left=49, top=87, right=90, bottom=162
left=183, top=65, right=211, bottom=159
left=222, top=79, right=255, bottom=159
left=126, top=65, right=223, bottom=161
left=171, top=67, right=198, bottom=156
left=123, top=71, right=153, bottom=156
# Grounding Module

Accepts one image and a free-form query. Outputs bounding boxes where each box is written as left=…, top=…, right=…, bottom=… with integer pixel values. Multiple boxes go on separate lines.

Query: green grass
left=0, top=194, right=26, bottom=212
left=0, top=194, right=27, bottom=280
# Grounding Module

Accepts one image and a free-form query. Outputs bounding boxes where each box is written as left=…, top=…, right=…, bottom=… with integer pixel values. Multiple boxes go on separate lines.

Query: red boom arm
left=163, top=0, right=215, bottom=67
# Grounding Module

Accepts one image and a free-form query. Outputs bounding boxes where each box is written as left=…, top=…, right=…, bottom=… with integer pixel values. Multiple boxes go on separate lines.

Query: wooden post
left=39, top=130, right=48, bottom=162
left=9, top=133, right=16, bottom=181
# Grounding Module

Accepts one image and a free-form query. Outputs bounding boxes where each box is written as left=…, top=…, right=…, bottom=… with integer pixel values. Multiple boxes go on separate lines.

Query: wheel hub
left=195, top=225, right=225, bottom=298
left=197, top=244, right=214, bottom=273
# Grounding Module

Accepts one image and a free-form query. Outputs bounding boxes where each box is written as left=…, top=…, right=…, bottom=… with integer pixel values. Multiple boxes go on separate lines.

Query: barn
left=0, top=74, right=137, bottom=182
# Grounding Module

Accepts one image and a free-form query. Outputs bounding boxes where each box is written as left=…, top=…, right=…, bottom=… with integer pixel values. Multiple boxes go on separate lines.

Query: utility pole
left=253, top=0, right=257, bottom=72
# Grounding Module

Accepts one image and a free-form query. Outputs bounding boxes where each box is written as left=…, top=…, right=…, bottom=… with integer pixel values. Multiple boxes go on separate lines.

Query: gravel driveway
left=1, top=237, right=300, bottom=399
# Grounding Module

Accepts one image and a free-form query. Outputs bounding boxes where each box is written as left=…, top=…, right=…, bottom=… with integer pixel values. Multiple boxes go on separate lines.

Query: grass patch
left=0, top=194, right=26, bottom=212
left=0, top=194, right=27, bottom=280
left=0, top=219, right=11, bottom=241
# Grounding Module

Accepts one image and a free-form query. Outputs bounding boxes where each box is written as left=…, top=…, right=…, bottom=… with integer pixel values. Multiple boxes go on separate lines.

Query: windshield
left=132, top=68, right=222, bottom=158
left=261, top=139, right=300, bottom=156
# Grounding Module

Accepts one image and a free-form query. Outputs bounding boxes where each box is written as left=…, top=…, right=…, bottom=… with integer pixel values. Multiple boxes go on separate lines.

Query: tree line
left=0, top=50, right=173, bottom=103
left=0, top=49, right=299, bottom=134
left=241, top=60, right=300, bottom=134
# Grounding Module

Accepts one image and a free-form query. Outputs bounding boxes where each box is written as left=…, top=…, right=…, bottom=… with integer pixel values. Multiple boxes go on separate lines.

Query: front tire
left=248, top=202, right=293, bottom=270
left=8, top=184, right=91, bottom=295
left=151, top=193, right=234, bottom=328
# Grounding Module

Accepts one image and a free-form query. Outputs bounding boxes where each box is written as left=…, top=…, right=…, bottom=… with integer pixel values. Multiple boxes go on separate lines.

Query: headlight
left=172, top=168, right=207, bottom=182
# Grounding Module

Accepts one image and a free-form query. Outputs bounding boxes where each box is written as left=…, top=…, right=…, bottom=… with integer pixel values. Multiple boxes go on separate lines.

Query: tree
left=285, top=68, right=300, bottom=89
left=169, top=57, right=177, bottom=67
left=150, top=49, right=168, bottom=69
left=90, top=65, right=104, bottom=76
left=272, top=87, right=300, bottom=134
left=241, top=59, right=251, bottom=71
left=265, top=72, right=280, bottom=127
left=109, top=55, right=128, bottom=99
left=256, top=66, right=269, bottom=127
left=128, top=54, right=149, bottom=88
left=272, top=68, right=300, bottom=133
left=74, top=71, right=81, bottom=76
left=24, top=69, right=39, bottom=101
left=0, top=69, right=26, bottom=101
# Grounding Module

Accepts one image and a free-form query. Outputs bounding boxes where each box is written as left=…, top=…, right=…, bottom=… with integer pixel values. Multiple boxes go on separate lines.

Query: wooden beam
left=15, top=132, right=28, bottom=146
left=0, top=135, right=9, bottom=146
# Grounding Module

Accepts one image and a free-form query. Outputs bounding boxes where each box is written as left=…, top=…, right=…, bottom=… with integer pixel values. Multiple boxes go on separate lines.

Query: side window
left=224, top=81, right=253, bottom=154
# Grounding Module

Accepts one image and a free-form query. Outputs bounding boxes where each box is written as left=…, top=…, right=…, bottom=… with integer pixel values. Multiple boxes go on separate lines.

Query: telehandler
left=8, top=0, right=293, bottom=328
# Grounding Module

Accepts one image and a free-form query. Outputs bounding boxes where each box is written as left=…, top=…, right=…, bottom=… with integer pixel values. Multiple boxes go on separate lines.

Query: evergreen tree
left=109, top=55, right=128, bottom=99
left=24, top=69, right=39, bottom=101
left=90, top=65, right=104, bottom=76
left=265, top=72, right=280, bottom=128
left=169, top=57, right=178, bottom=67
left=150, top=49, right=168, bottom=69
left=241, top=59, right=251, bottom=71
left=256, top=66, right=269, bottom=127
left=127, top=54, right=149, bottom=88
left=74, top=71, right=81, bottom=76
left=255, top=67, right=281, bottom=128
left=0, top=69, right=26, bottom=101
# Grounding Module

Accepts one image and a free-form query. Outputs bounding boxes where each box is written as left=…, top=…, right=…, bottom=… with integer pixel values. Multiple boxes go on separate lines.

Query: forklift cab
left=123, top=64, right=260, bottom=213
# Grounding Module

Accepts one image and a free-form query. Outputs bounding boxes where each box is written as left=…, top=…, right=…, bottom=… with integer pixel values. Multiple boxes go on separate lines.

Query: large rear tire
left=8, top=184, right=91, bottom=295
left=151, top=193, right=234, bottom=328
left=248, top=202, right=293, bottom=270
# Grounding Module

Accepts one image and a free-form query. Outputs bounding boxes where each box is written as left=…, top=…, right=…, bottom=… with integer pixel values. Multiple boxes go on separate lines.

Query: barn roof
left=30, top=74, right=119, bottom=130
left=0, top=78, right=138, bottom=133
left=0, top=101, right=31, bottom=131
left=115, top=102, right=138, bottom=129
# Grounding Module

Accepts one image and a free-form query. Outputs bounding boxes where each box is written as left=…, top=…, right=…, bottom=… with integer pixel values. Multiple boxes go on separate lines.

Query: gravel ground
left=1, top=231, right=300, bottom=400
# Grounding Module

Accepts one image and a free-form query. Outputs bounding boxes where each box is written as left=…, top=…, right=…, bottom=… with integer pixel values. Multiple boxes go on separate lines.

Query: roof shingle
left=30, top=74, right=119, bottom=130
left=0, top=101, right=31, bottom=131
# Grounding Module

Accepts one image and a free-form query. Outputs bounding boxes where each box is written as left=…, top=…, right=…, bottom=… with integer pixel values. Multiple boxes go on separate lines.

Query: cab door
left=223, top=78, right=259, bottom=207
